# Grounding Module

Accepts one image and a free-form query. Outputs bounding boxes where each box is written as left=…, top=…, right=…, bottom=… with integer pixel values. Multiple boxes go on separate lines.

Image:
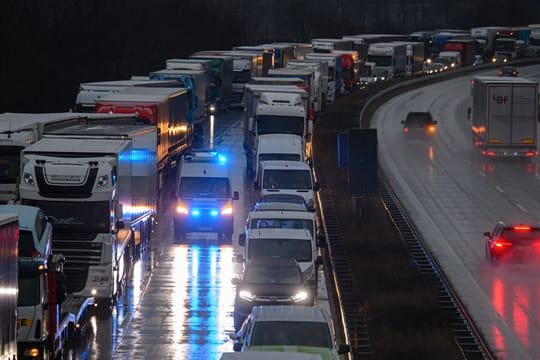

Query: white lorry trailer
left=367, top=42, right=408, bottom=80
left=255, top=134, right=305, bottom=176
left=0, top=214, right=18, bottom=360
left=287, top=59, right=329, bottom=106
left=74, top=79, right=181, bottom=112
left=268, top=68, right=320, bottom=114
left=0, top=112, right=138, bottom=204
left=472, top=76, right=538, bottom=157
left=20, top=125, right=157, bottom=305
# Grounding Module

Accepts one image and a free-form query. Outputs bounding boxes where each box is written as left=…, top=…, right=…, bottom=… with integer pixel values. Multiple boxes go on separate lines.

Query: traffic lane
left=373, top=66, right=540, bottom=359
left=110, top=108, right=332, bottom=359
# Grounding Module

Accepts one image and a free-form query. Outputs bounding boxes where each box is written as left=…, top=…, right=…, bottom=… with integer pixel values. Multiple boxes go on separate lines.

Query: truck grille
left=52, top=239, right=103, bottom=294
left=35, top=166, right=98, bottom=198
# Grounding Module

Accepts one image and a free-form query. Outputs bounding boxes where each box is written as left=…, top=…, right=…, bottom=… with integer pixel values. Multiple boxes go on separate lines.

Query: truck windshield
left=257, top=115, right=304, bottom=136
left=495, top=40, right=515, bottom=51
left=258, top=153, right=300, bottom=162
left=18, top=230, right=38, bottom=257
left=248, top=239, right=312, bottom=262
left=252, top=321, right=332, bottom=348
left=0, top=147, right=23, bottom=183
left=25, top=200, right=110, bottom=233
left=263, top=169, right=312, bottom=190
left=178, top=177, right=230, bottom=198
left=18, top=275, right=40, bottom=307
left=250, top=218, right=314, bottom=236
left=367, top=55, right=392, bottom=67
left=233, top=70, right=251, bottom=84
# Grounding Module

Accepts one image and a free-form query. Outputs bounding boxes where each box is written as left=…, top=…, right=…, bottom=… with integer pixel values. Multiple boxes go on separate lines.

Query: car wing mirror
left=233, top=191, right=240, bottom=200
left=233, top=342, right=243, bottom=352
left=400, top=120, right=404, bottom=124
left=483, top=231, right=491, bottom=238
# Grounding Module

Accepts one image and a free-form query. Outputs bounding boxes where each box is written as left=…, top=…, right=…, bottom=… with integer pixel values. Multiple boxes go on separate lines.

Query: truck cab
left=255, top=160, right=319, bottom=211
left=436, top=51, right=461, bottom=69
left=174, top=150, right=239, bottom=243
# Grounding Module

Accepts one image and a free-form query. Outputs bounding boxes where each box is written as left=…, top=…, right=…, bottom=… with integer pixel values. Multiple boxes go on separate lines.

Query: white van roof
left=249, top=305, right=330, bottom=323
left=247, top=228, right=312, bottom=240
left=260, top=160, right=311, bottom=171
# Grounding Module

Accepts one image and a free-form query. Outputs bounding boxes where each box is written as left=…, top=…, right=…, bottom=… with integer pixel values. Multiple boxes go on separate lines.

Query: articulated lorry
left=0, top=214, right=18, bottom=360
left=189, top=54, right=234, bottom=110
left=442, top=39, right=476, bottom=65
left=471, top=76, right=538, bottom=157
left=367, top=42, right=408, bottom=80
left=287, top=59, right=328, bottom=106
left=391, top=41, right=425, bottom=76
left=95, top=87, right=192, bottom=186
left=305, top=53, right=343, bottom=101
left=20, top=125, right=157, bottom=305
left=0, top=112, right=138, bottom=204
left=268, top=68, right=320, bottom=114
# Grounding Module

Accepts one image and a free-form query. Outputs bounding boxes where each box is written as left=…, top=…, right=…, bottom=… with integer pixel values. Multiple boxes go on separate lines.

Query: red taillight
left=525, top=151, right=537, bottom=157
left=494, top=240, right=512, bottom=248
left=403, top=127, right=409, bottom=133
left=513, top=225, right=531, bottom=231
left=482, top=150, right=496, bottom=156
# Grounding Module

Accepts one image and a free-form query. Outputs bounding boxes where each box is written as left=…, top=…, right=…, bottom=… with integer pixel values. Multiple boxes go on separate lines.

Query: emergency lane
left=66, top=108, right=332, bottom=359
left=372, top=64, right=540, bottom=360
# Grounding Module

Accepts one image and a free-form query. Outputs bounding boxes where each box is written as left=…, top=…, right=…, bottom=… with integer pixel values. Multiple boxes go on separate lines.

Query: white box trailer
left=75, top=79, right=181, bottom=112
left=20, top=126, right=157, bottom=303
left=268, top=68, right=320, bottom=113
left=391, top=41, right=425, bottom=75
left=472, top=76, right=538, bottom=157
left=367, top=42, right=408, bottom=80
left=0, top=214, right=18, bottom=360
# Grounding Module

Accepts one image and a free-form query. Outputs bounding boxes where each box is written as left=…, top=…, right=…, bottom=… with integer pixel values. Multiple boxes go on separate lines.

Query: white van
left=254, top=161, right=319, bottom=211
left=238, top=228, right=318, bottom=283
left=255, top=134, right=304, bottom=176
left=174, top=151, right=239, bottom=242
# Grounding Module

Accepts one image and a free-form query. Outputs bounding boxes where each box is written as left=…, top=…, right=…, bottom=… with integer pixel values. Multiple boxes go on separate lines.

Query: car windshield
left=178, top=177, right=230, bottom=198
left=244, top=265, right=302, bottom=284
left=250, top=218, right=314, bottom=236
left=251, top=321, right=332, bottom=348
left=248, top=239, right=312, bottom=262
left=500, top=227, right=540, bottom=244
left=259, top=153, right=301, bottom=162
left=257, top=115, right=304, bottom=136
left=263, top=169, right=312, bottom=190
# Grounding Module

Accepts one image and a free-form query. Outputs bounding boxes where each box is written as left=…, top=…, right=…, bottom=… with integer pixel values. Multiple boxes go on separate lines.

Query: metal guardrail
left=377, top=174, right=494, bottom=360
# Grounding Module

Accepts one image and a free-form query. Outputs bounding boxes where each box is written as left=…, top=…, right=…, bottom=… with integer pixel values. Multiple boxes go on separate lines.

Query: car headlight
left=239, top=289, right=256, bottom=301
left=291, top=290, right=309, bottom=303
left=209, top=104, right=217, bottom=113
left=221, top=205, right=233, bottom=216
left=23, top=172, right=35, bottom=185
left=176, top=203, right=189, bottom=215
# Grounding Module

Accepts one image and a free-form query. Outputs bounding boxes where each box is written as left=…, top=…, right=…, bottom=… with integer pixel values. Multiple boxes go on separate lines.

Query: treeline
left=1, top=0, right=538, bottom=112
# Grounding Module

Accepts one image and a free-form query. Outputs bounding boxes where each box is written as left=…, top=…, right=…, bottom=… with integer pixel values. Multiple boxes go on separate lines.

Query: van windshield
left=252, top=321, right=332, bottom=348
left=257, top=115, right=304, bottom=136
left=258, top=153, right=300, bottom=162
left=178, top=177, right=230, bottom=198
left=250, top=218, right=314, bottom=236
left=263, top=169, right=312, bottom=190
left=248, top=239, right=312, bottom=262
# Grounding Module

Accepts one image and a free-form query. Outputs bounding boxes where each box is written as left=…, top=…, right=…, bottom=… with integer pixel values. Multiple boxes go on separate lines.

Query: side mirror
left=233, top=191, right=240, bottom=201
left=233, top=342, right=242, bottom=352
left=400, top=120, right=404, bottom=124
left=238, top=233, right=246, bottom=247
left=338, top=344, right=351, bottom=354
left=315, top=255, right=323, bottom=266
left=115, top=220, right=125, bottom=230
left=483, top=231, right=491, bottom=238
left=317, top=233, right=327, bottom=247
left=253, top=182, right=261, bottom=191
left=313, top=182, right=321, bottom=192
left=433, top=120, right=437, bottom=124
left=231, top=278, right=240, bottom=286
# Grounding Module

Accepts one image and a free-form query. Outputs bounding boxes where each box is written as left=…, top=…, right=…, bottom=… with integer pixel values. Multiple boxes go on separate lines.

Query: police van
left=174, top=150, right=239, bottom=242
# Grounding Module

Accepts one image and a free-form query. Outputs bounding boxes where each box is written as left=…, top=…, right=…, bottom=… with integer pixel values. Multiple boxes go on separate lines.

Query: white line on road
left=495, top=186, right=504, bottom=193
left=516, top=203, right=527, bottom=212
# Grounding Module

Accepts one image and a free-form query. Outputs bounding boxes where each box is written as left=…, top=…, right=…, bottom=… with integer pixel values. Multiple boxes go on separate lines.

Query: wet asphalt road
left=65, top=109, right=330, bottom=359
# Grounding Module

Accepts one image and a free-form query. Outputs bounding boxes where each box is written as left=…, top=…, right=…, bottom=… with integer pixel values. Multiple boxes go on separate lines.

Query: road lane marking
left=495, top=186, right=504, bottom=193
left=516, top=204, right=527, bottom=212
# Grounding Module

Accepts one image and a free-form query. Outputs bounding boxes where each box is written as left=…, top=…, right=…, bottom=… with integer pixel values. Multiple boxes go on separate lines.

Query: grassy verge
left=314, top=86, right=464, bottom=359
